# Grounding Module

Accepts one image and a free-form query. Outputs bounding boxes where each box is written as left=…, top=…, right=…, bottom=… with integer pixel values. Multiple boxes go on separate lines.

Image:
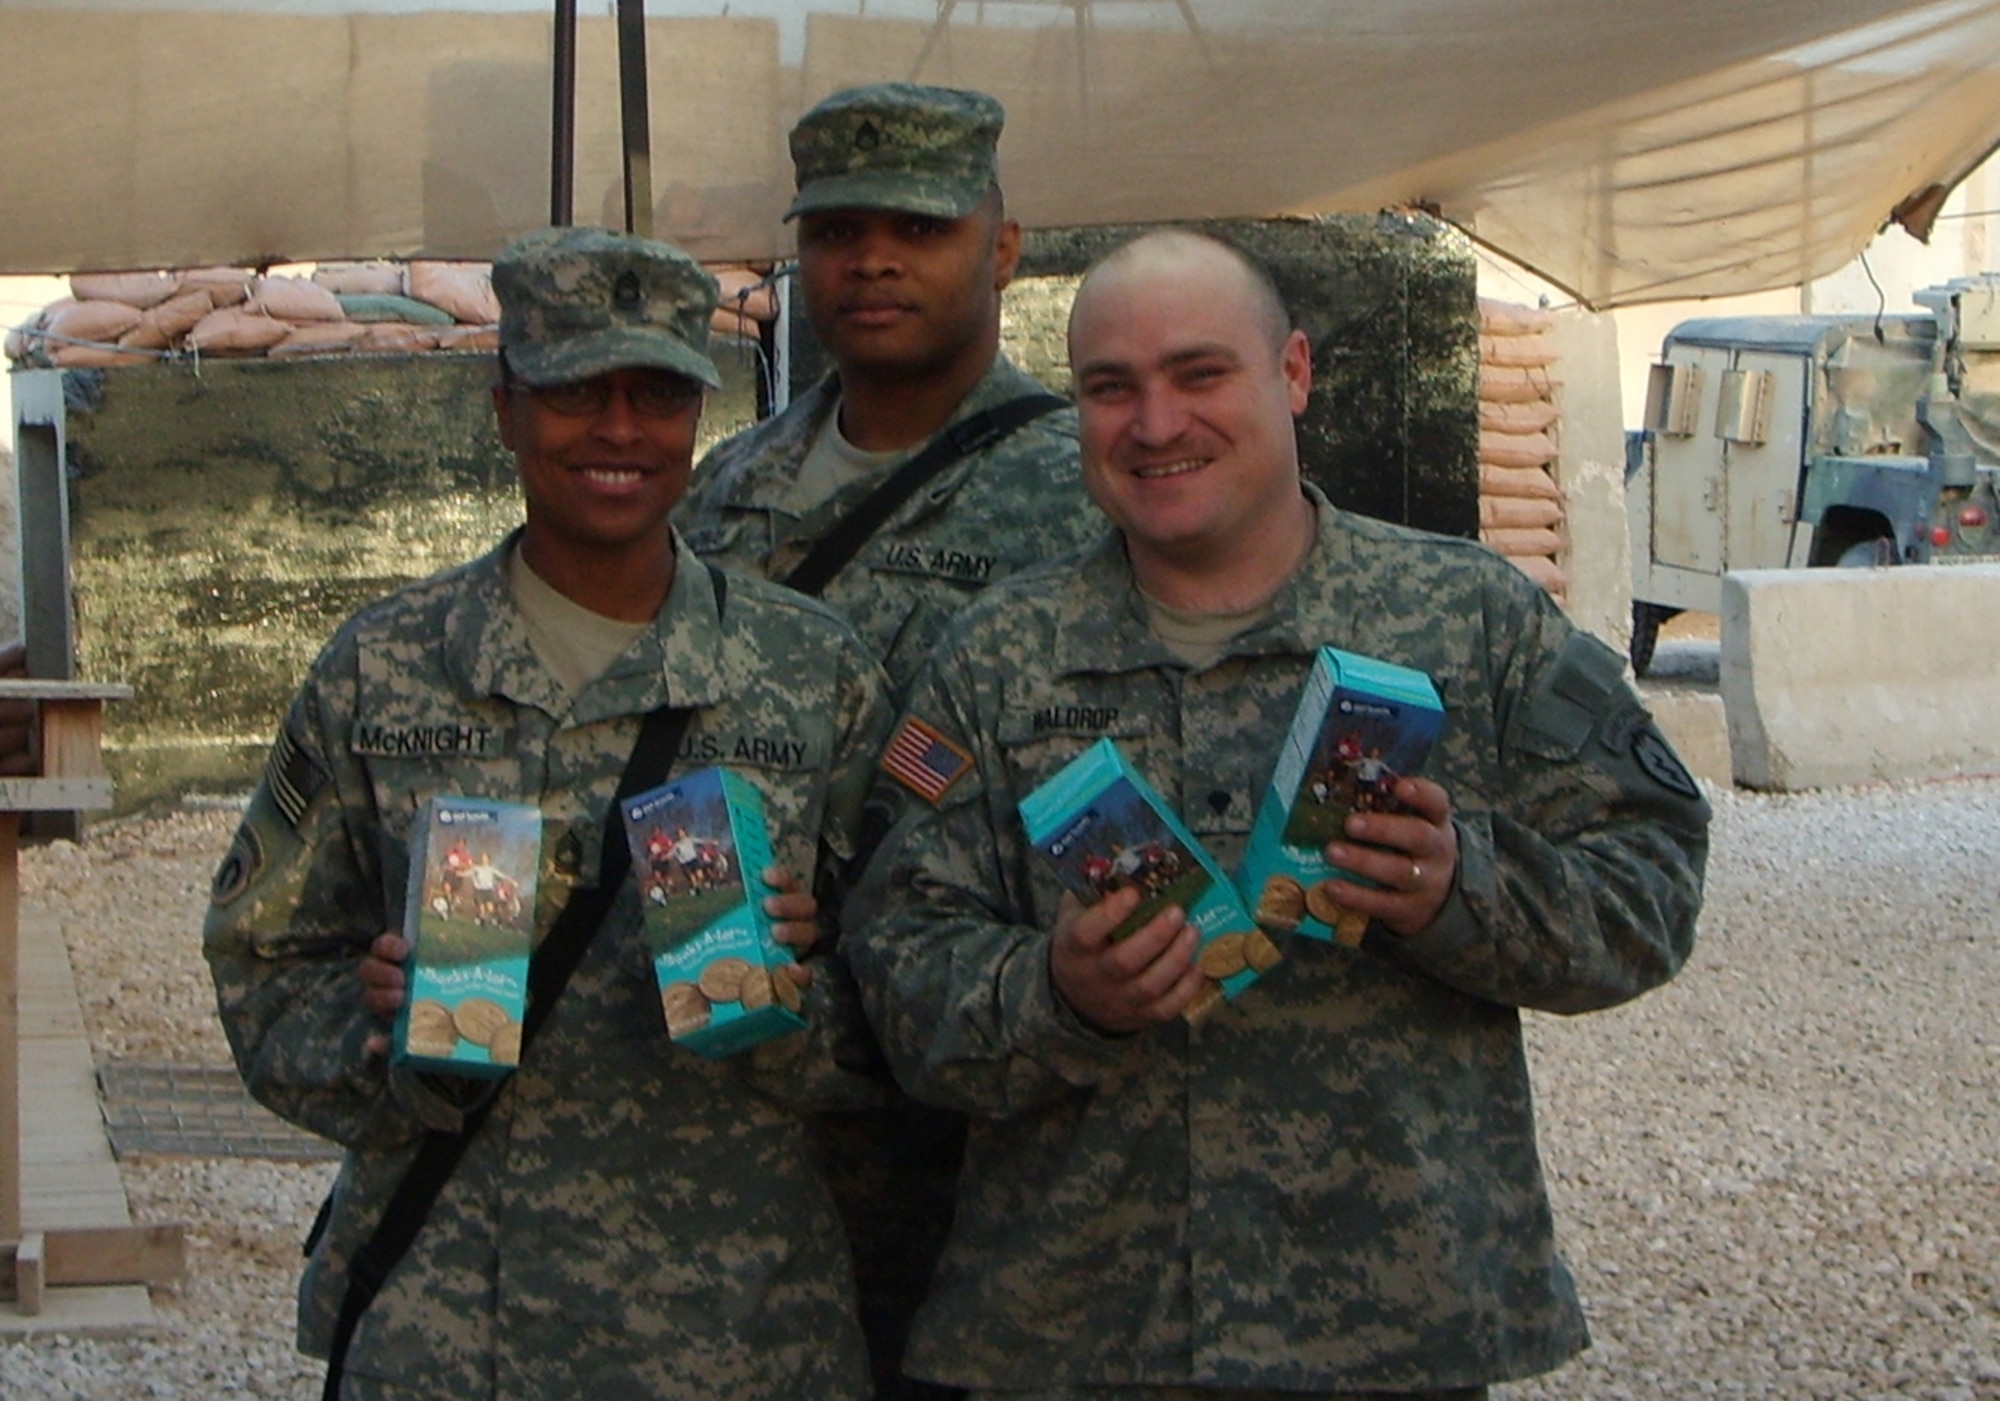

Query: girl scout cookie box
left=621, top=766, right=804, bottom=1058
left=1019, top=737, right=1278, bottom=1023
left=1239, top=646, right=1443, bottom=945
left=394, top=796, right=539, bottom=1077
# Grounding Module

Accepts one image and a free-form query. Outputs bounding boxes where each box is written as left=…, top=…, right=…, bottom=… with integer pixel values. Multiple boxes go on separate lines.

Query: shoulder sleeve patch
left=267, top=724, right=329, bottom=828
left=210, top=822, right=263, bottom=906
left=879, top=715, right=974, bottom=805
left=1631, top=723, right=1702, bottom=800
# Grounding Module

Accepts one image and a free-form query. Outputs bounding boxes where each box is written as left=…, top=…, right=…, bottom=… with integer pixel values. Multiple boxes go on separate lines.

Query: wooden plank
left=15, top=913, right=84, bottom=1040
left=14, top=1231, right=43, bottom=1314
left=0, top=777, right=115, bottom=812
left=17, top=1008, right=128, bottom=1230
left=19, top=1174, right=127, bottom=1229
left=0, top=1282, right=153, bottom=1335
left=19, top=1037, right=116, bottom=1164
left=39, top=700, right=110, bottom=782
left=14, top=903, right=133, bottom=1233
left=47, top=1223, right=186, bottom=1286
left=0, top=682, right=133, bottom=703
left=0, top=1224, right=185, bottom=1295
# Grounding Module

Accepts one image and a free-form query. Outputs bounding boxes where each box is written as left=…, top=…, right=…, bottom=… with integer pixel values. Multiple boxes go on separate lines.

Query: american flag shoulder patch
left=880, top=715, right=974, bottom=805
left=267, top=724, right=329, bottom=828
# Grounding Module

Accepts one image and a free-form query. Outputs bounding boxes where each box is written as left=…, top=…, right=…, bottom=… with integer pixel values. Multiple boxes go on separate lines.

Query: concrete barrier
left=1636, top=685, right=1733, bottom=791
left=1720, top=565, right=2000, bottom=790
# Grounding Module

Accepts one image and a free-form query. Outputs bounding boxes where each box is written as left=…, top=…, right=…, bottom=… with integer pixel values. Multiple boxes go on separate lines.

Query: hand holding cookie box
left=1239, top=646, right=1443, bottom=945
left=394, top=796, right=539, bottom=1077
left=623, top=766, right=806, bottom=1059
left=1020, top=738, right=1278, bottom=1024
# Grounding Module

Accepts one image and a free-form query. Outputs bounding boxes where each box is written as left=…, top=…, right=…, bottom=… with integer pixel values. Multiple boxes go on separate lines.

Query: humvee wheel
left=1835, top=536, right=1899, bottom=568
left=1630, top=601, right=1679, bottom=678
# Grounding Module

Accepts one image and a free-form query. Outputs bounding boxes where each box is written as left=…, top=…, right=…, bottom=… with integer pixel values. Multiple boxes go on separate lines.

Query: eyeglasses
left=524, top=376, right=703, bottom=419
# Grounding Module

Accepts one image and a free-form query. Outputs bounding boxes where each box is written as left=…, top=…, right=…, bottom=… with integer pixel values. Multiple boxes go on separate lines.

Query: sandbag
left=408, top=262, right=499, bottom=325
left=313, top=262, right=406, bottom=297
left=1479, top=462, right=1564, bottom=501
left=1504, top=552, right=1568, bottom=597
left=1477, top=298, right=1555, bottom=337
left=46, top=298, right=143, bottom=345
left=436, top=324, right=500, bottom=351
left=251, top=275, right=346, bottom=322
left=1479, top=495, right=1565, bottom=530
left=355, top=322, right=444, bottom=354
left=181, top=267, right=254, bottom=308
left=1479, top=363, right=1559, bottom=404
left=70, top=270, right=182, bottom=310
left=713, top=267, right=778, bottom=324
left=336, top=293, right=456, bottom=326
left=271, top=322, right=369, bottom=356
left=1481, top=526, right=1566, bottom=558
left=120, top=289, right=216, bottom=351
left=1480, top=332, right=1560, bottom=369
left=1479, top=428, right=1558, bottom=469
left=1479, top=399, right=1561, bottom=435
left=52, top=340, right=154, bottom=367
left=187, top=307, right=291, bottom=355
left=4, top=319, right=39, bottom=363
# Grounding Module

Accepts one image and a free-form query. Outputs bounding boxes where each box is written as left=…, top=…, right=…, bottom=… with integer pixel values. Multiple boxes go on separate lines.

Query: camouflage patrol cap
left=785, top=82, right=1003, bottom=222
left=493, top=226, right=722, bottom=389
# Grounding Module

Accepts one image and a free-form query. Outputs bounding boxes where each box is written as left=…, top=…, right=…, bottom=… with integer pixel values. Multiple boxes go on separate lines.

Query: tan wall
left=1544, top=306, right=1631, bottom=652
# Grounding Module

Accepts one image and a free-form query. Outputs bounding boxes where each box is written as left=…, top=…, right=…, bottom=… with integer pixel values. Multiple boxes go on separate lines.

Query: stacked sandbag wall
left=5, top=263, right=776, bottom=369
left=1477, top=298, right=1567, bottom=601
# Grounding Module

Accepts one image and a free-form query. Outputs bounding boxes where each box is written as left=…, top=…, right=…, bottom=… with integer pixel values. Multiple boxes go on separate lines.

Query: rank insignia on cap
left=855, top=120, right=881, bottom=151
left=881, top=715, right=974, bottom=804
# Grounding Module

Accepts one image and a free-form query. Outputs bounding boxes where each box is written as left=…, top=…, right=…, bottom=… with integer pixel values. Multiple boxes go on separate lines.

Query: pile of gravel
left=2, top=780, right=1996, bottom=1399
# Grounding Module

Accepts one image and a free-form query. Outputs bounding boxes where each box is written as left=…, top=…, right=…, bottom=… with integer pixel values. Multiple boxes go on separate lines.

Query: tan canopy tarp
left=3, top=0, right=1998, bottom=307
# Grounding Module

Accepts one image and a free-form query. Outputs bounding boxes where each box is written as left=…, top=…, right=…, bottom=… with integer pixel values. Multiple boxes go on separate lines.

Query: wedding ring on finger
left=1409, top=860, right=1423, bottom=891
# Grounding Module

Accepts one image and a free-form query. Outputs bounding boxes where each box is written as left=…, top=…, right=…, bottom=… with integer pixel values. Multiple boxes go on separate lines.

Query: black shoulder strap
left=780, top=391, right=1067, bottom=598
left=319, top=565, right=724, bottom=1399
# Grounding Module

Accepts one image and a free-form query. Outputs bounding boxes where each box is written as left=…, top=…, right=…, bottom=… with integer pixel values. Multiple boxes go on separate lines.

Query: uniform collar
left=444, top=527, right=735, bottom=720
left=1048, top=483, right=1355, bottom=676
left=733, top=352, right=1046, bottom=511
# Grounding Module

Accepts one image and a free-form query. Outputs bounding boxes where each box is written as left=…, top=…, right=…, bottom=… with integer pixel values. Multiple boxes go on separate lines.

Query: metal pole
left=550, top=0, right=578, bottom=227
left=1, top=813, right=20, bottom=1248
left=617, top=0, right=653, bottom=237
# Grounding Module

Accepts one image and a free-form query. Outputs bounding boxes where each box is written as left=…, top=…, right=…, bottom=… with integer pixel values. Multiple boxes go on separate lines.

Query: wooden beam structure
left=0, top=679, right=188, bottom=1321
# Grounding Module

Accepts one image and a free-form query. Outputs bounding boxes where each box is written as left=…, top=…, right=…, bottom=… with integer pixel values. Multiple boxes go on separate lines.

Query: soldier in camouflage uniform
left=845, top=230, right=1711, bottom=1398
left=678, top=83, right=1101, bottom=1401
left=678, top=81, right=1098, bottom=694
left=204, top=226, right=893, bottom=1400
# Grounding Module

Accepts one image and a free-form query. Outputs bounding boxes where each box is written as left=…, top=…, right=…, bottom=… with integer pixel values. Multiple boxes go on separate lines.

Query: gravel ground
left=3, top=778, right=1998, bottom=1399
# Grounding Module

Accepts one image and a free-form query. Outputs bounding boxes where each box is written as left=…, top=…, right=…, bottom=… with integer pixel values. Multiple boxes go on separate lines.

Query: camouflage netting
left=3, top=262, right=777, bottom=369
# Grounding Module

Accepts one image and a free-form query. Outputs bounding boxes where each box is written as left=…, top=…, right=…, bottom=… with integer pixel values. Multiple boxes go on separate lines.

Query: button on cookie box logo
left=1019, top=737, right=1276, bottom=1024
left=1239, top=647, right=1443, bottom=946
left=395, top=796, right=540, bottom=1078
left=622, top=767, right=805, bottom=1059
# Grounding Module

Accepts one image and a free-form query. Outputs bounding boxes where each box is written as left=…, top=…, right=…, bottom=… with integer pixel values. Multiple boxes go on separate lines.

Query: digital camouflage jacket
left=847, top=487, right=1712, bottom=1393
left=678, top=355, right=1099, bottom=695
left=204, top=532, right=893, bottom=1400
